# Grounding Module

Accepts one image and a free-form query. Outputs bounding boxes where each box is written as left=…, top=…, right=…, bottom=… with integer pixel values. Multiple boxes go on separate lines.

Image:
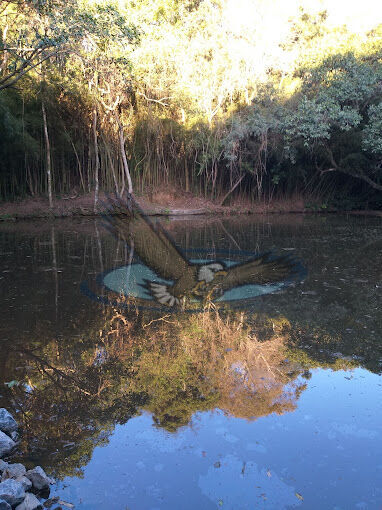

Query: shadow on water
left=0, top=213, right=381, bottom=507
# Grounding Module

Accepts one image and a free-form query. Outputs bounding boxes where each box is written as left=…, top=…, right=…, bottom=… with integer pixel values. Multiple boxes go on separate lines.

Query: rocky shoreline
left=0, top=409, right=62, bottom=510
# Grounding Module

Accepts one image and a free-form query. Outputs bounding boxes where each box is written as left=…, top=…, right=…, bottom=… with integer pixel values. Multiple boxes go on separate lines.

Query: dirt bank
left=0, top=190, right=380, bottom=220
left=0, top=190, right=309, bottom=220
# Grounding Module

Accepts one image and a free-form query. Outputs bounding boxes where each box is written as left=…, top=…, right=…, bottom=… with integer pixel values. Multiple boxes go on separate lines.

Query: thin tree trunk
left=93, top=107, right=99, bottom=213
left=219, top=175, right=244, bottom=206
left=1, top=25, right=8, bottom=74
left=102, top=136, right=119, bottom=195
left=115, top=111, right=133, bottom=195
left=70, top=140, right=86, bottom=193
left=87, top=129, right=91, bottom=193
left=42, top=101, right=53, bottom=209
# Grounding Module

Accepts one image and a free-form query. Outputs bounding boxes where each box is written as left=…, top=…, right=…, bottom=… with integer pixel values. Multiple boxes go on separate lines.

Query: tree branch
left=137, top=91, right=171, bottom=107
left=0, top=49, right=62, bottom=90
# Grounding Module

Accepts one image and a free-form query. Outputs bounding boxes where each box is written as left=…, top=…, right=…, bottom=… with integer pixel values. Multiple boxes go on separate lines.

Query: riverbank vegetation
left=0, top=0, right=381, bottom=209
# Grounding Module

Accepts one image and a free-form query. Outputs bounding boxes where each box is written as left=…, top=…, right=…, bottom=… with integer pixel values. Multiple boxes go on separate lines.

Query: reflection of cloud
left=215, top=427, right=239, bottom=444
left=133, top=417, right=186, bottom=453
left=328, top=422, right=379, bottom=440
left=198, top=454, right=301, bottom=509
left=247, top=442, right=267, bottom=453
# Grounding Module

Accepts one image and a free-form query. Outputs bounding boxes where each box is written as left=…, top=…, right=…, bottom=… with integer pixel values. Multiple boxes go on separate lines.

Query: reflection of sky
left=103, top=260, right=284, bottom=303
left=53, top=368, right=382, bottom=510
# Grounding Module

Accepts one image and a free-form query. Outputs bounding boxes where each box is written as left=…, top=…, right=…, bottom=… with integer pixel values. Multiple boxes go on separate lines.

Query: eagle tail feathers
left=142, top=279, right=180, bottom=307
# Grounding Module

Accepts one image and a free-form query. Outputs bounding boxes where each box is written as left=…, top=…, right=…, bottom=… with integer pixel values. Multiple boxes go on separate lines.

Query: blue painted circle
left=102, top=259, right=285, bottom=302
left=81, top=249, right=305, bottom=312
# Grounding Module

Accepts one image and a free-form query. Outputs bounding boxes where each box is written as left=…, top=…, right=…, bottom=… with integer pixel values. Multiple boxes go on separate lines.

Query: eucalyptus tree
left=68, top=1, right=139, bottom=207
left=0, top=0, right=139, bottom=202
left=0, top=0, right=65, bottom=90
left=221, top=12, right=382, bottom=201
left=282, top=42, right=382, bottom=192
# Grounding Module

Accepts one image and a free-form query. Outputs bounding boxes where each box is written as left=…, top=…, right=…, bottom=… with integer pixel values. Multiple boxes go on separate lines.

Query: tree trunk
left=42, top=101, right=53, bottom=209
left=1, top=25, right=8, bottom=75
left=70, top=140, right=85, bottom=192
left=325, top=146, right=382, bottom=191
left=219, top=175, right=244, bottom=206
left=93, top=107, right=99, bottom=213
left=115, top=111, right=133, bottom=195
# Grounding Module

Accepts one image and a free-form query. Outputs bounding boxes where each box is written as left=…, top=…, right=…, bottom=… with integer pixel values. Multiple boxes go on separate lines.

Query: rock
left=0, top=479, right=26, bottom=506
left=11, top=432, right=20, bottom=443
left=0, top=432, right=15, bottom=458
left=0, top=410, right=17, bottom=435
left=15, top=477, right=32, bottom=492
left=42, top=497, right=59, bottom=509
left=0, top=499, right=11, bottom=510
left=15, top=493, right=43, bottom=510
left=57, top=502, right=74, bottom=509
left=25, top=467, right=53, bottom=491
left=0, top=462, right=7, bottom=475
left=2, top=463, right=26, bottom=481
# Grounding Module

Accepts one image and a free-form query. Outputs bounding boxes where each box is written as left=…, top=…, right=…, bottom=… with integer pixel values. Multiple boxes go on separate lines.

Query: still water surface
left=0, top=214, right=381, bottom=509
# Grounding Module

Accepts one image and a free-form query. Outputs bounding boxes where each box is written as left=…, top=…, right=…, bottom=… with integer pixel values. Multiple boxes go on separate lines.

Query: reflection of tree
left=1, top=216, right=381, bottom=482
left=1, top=307, right=308, bottom=479
left=134, top=309, right=306, bottom=429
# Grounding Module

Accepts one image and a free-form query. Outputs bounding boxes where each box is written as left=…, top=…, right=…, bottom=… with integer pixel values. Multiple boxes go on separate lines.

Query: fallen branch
left=219, top=175, right=244, bottom=206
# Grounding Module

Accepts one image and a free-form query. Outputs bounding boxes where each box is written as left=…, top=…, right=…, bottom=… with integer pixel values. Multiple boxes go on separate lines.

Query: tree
left=282, top=49, right=382, bottom=191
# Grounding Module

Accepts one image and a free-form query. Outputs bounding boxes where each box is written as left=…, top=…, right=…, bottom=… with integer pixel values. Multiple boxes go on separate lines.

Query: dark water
left=0, top=214, right=381, bottom=509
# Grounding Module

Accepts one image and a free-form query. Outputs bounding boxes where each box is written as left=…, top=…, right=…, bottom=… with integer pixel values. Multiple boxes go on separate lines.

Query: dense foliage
left=0, top=0, right=381, bottom=207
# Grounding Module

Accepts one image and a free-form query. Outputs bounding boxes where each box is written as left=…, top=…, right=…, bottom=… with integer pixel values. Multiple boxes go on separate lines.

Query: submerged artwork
left=83, top=195, right=305, bottom=311
left=1, top=213, right=381, bottom=509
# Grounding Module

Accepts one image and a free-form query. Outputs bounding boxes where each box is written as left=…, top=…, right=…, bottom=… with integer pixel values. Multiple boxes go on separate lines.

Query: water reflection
left=1, top=305, right=309, bottom=478
left=0, top=214, right=381, bottom=508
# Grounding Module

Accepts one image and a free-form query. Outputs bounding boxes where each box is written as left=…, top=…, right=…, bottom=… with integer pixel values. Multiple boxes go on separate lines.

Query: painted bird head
left=197, top=263, right=226, bottom=283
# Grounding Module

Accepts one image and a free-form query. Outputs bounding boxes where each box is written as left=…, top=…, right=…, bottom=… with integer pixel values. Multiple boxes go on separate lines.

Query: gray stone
left=11, top=431, right=20, bottom=443
left=1, top=463, right=26, bottom=481
left=42, top=497, right=59, bottom=508
left=15, top=477, right=32, bottom=491
left=0, top=462, right=7, bottom=474
left=0, top=479, right=26, bottom=506
left=0, top=432, right=15, bottom=458
left=25, top=467, right=53, bottom=491
left=0, top=411, right=17, bottom=435
left=0, top=499, right=11, bottom=510
left=15, top=493, right=43, bottom=510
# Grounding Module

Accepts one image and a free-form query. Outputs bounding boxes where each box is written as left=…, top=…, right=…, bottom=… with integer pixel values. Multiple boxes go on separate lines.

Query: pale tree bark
left=115, top=110, right=133, bottom=195
left=1, top=24, right=9, bottom=74
left=93, top=106, right=99, bottom=213
left=102, top=136, right=119, bottom=195
left=42, top=101, right=53, bottom=209
left=219, top=175, right=244, bottom=206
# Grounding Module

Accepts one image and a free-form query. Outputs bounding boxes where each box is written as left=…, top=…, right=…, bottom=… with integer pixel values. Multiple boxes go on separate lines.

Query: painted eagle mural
left=102, top=195, right=300, bottom=308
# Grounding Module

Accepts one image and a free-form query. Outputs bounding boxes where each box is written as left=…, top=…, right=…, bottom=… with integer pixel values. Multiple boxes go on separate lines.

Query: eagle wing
left=102, top=195, right=192, bottom=281
left=219, top=253, right=297, bottom=291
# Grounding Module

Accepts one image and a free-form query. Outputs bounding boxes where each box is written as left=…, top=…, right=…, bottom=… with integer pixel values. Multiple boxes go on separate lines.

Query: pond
left=0, top=213, right=381, bottom=509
